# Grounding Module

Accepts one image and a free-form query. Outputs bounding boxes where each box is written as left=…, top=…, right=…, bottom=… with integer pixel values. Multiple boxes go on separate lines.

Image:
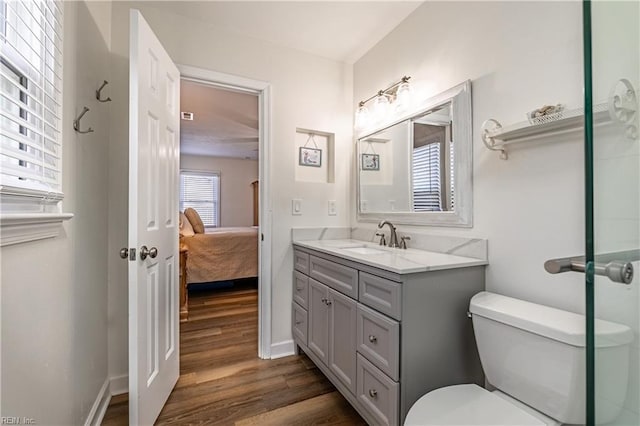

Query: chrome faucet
left=378, top=220, right=399, bottom=248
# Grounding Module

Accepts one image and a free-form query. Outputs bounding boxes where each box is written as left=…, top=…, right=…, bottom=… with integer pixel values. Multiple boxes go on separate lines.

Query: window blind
left=412, top=143, right=442, bottom=212
left=180, top=172, right=219, bottom=227
left=0, top=0, right=64, bottom=197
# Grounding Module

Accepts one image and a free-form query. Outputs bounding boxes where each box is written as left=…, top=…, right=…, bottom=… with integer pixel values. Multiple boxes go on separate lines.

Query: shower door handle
left=544, top=249, right=638, bottom=285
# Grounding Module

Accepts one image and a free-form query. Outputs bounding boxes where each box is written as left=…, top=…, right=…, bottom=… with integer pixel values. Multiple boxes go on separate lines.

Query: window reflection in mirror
left=411, top=103, right=453, bottom=212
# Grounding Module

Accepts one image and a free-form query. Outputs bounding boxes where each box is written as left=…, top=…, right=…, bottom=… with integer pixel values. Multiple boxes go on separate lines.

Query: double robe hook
left=73, top=107, right=94, bottom=134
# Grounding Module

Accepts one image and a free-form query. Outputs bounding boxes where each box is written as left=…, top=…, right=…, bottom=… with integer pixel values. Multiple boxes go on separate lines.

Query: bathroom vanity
left=291, top=239, right=487, bottom=426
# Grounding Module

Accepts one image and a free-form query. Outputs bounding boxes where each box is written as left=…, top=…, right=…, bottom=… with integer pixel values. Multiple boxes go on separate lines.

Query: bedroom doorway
left=177, top=65, right=272, bottom=359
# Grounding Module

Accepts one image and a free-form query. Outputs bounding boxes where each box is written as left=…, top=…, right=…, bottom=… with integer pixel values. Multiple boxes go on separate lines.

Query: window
left=412, top=142, right=443, bottom=212
left=1, top=0, right=64, bottom=207
left=180, top=171, right=220, bottom=227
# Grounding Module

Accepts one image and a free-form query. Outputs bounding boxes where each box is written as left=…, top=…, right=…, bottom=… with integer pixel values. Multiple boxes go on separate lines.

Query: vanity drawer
left=294, top=250, right=310, bottom=274
left=309, top=255, right=358, bottom=299
left=359, top=272, right=401, bottom=320
left=357, top=304, right=399, bottom=380
left=293, top=271, right=309, bottom=309
left=357, top=353, right=399, bottom=426
left=292, top=303, right=308, bottom=346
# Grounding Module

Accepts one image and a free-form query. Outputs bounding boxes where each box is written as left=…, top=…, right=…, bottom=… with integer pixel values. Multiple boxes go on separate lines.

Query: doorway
left=177, top=65, right=272, bottom=359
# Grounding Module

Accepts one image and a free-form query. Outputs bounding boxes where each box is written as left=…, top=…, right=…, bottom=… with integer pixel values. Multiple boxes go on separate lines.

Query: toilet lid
left=404, top=384, right=546, bottom=426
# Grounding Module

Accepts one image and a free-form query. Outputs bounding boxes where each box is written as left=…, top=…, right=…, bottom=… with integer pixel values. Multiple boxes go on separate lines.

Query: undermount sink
left=341, top=246, right=388, bottom=255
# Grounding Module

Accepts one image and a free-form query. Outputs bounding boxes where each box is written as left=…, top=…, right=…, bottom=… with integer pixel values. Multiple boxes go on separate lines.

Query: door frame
left=177, top=64, right=272, bottom=359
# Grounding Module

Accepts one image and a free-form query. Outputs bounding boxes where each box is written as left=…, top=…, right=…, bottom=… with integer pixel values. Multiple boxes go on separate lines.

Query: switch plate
left=292, top=199, right=302, bottom=215
left=328, top=200, right=337, bottom=216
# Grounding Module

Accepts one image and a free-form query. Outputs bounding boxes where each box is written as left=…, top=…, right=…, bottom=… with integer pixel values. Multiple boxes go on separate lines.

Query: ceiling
left=180, top=80, right=259, bottom=159
left=172, top=1, right=424, bottom=159
left=143, top=1, right=423, bottom=63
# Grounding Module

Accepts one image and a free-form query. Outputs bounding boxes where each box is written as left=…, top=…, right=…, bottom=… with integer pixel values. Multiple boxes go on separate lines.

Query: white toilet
left=404, top=291, right=633, bottom=426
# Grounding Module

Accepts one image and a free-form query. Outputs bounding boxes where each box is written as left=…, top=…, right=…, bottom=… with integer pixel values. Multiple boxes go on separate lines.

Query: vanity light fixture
left=355, top=76, right=412, bottom=130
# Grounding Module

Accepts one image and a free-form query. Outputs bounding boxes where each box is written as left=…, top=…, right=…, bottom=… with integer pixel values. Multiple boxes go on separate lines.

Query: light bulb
left=395, top=81, right=412, bottom=112
left=373, top=93, right=390, bottom=122
left=354, top=104, right=370, bottom=130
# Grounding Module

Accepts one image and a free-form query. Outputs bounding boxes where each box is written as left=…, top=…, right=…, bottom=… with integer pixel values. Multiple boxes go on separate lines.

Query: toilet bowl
left=404, top=384, right=557, bottom=426
left=404, top=291, right=633, bottom=426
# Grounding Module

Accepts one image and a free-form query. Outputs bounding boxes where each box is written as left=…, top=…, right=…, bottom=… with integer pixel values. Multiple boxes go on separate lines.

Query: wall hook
left=73, top=107, right=94, bottom=134
left=96, top=80, right=112, bottom=102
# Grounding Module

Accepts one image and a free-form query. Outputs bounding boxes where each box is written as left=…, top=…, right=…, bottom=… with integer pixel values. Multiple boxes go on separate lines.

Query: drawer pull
left=296, top=286, right=303, bottom=291
left=368, top=335, right=377, bottom=343
left=295, top=320, right=302, bottom=325
left=369, top=389, right=378, bottom=398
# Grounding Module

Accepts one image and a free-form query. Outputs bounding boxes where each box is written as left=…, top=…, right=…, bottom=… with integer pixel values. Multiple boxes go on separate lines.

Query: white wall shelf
left=481, top=79, right=638, bottom=160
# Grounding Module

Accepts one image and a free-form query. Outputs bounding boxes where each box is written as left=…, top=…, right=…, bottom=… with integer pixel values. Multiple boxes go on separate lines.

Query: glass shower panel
left=588, top=1, right=639, bottom=424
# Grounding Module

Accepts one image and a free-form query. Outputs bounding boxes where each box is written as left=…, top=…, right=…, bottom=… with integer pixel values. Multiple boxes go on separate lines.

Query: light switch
left=328, top=200, right=337, bottom=216
left=292, top=199, right=302, bottom=215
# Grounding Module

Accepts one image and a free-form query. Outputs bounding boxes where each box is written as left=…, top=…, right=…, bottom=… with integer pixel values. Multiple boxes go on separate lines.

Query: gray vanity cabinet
left=308, top=278, right=329, bottom=364
left=328, top=288, right=357, bottom=395
left=292, top=245, right=485, bottom=426
left=308, top=277, right=358, bottom=395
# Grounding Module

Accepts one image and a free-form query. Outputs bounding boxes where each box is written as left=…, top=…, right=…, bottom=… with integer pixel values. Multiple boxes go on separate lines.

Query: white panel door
left=128, top=9, right=180, bottom=425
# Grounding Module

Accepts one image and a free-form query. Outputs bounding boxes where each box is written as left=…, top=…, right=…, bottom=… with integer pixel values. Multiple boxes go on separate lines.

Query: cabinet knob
left=369, top=389, right=378, bottom=398
left=369, top=335, right=377, bottom=343
left=321, top=298, right=327, bottom=303
left=326, top=300, right=332, bottom=306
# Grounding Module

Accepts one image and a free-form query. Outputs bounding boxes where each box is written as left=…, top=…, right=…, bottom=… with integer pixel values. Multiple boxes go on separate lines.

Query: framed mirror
left=356, top=80, right=472, bottom=226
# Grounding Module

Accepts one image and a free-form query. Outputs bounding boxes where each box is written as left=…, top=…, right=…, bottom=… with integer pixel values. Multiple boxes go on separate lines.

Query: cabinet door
left=328, top=288, right=357, bottom=395
left=308, top=278, right=329, bottom=364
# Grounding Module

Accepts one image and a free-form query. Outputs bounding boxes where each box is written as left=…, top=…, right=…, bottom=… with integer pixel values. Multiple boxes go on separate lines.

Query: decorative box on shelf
left=481, top=79, right=638, bottom=159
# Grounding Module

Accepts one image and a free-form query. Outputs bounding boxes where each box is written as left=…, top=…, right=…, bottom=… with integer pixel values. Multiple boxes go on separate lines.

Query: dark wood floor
left=102, top=280, right=365, bottom=425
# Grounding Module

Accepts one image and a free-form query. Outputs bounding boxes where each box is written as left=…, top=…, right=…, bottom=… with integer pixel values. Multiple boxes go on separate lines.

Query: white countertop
left=293, top=239, right=488, bottom=274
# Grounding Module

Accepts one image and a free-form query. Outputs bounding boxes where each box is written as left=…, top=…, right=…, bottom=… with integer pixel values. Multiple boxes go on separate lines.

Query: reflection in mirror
left=356, top=80, right=471, bottom=227
left=359, top=121, right=410, bottom=213
left=412, top=103, right=453, bottom=212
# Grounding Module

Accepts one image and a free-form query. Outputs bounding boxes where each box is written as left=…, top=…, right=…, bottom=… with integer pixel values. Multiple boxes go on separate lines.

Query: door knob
left=140, top=245, right=158, bottom=260
left=119, top=248, right=129, bottom=259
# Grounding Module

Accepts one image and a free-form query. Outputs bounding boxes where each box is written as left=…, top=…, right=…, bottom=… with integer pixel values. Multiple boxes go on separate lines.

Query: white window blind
left=180, top=171, right=220, bottom=227
left=0, top=0, right=64, bottom=199
left=412, top=143, right=442, bottom=212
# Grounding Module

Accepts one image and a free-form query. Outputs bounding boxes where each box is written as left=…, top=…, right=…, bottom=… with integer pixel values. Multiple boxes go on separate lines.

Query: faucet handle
left=375, top=232, right=387, bottom=246
left=399, top=236, right=411, bottom=249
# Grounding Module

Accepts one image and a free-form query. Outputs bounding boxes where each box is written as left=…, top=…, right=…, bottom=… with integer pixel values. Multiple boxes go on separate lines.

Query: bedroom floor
left=101, top=279, right=365, bottom=425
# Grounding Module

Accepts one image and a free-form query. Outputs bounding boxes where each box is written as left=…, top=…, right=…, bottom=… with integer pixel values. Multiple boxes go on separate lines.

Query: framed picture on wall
left=299, top=147, right=322, bottom=167
left=361, top=153, right=380, bottom=171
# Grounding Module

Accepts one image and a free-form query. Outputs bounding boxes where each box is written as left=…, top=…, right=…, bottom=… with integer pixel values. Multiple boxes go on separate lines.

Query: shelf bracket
left=481, top=119, right=508, bottom=160
left=609, top=78, right=638, bottom=140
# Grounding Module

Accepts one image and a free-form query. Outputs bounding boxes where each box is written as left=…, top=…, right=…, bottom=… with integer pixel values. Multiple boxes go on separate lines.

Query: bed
left=181, top=226, right=259, bottom=284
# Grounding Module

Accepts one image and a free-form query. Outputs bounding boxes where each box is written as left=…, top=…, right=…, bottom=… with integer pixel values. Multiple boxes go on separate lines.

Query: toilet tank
left=470, top=292, right=633, bottom=425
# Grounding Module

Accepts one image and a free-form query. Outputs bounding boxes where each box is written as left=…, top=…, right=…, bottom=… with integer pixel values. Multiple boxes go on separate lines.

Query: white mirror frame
left=356, top=80, right=472, bottom=227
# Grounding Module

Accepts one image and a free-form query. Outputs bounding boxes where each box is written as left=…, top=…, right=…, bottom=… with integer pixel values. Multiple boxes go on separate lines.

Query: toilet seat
left=404, top=384, right=547, bottom=426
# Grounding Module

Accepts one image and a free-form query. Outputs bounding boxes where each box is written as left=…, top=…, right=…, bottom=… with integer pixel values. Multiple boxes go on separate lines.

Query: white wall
left=180, top=155, right=258, bottom=227
left=107, top=1, right=353, bottom=377
left=0, top=1, right=111, bottom=423
left=354, top=1, right=639, bottom=420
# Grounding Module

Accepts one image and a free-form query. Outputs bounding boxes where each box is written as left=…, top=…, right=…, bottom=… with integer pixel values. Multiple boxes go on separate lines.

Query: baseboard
left=270, top=339, right=295, bottom=359
left=84, top=378, right=111, bottom=426
left=109, top=374, right=128, bottom=396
